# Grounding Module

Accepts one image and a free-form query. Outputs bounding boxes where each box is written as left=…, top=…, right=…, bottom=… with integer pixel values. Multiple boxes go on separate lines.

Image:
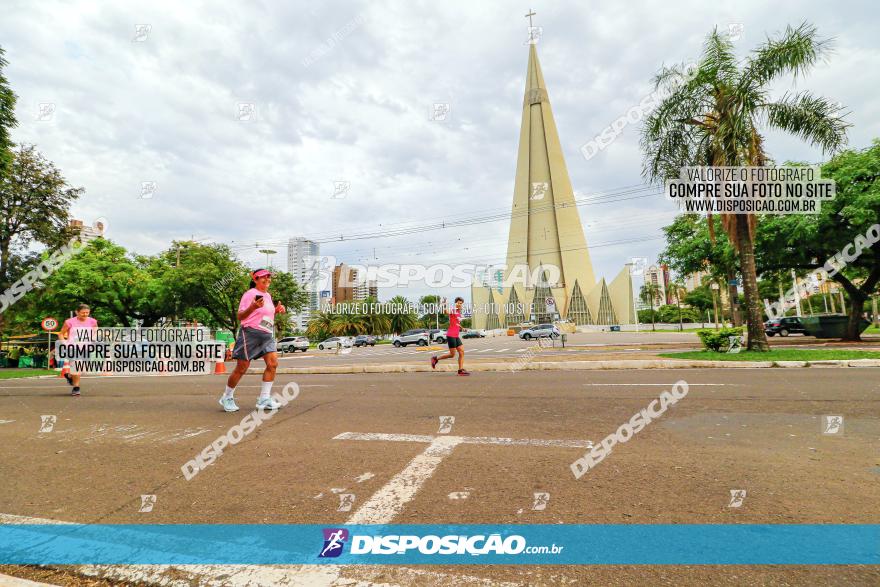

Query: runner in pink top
left=430, top=297, right=469, bottom=376
left=219, top=269, right=287, bottom=413
left=59, top=304, right=98, bottom=396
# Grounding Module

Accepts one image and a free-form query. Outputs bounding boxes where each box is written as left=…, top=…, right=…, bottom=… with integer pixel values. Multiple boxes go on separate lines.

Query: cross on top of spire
left=525, top=9, right=536, bottom=27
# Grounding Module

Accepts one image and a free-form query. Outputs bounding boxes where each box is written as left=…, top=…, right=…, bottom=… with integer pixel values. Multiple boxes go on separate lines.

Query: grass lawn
left=0, top=368, right=57, bottom=379
left=864, top=325, right=880, bottom=335
left=659, top=349, right=880, bottom=362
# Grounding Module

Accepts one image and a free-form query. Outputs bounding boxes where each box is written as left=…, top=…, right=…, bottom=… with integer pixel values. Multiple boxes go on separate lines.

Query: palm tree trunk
left=726, top=272, right=741, bottom=326
left=736, top=216, right=769, bottom=351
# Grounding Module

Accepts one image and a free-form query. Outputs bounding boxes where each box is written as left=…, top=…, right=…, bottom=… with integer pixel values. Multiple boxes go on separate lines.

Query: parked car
left=392, top=329, right=430, bottom=347
left=428, top=328, right=447, bottom=343
left=317, top=337, right=353, bottom=350
left=462, top=329, right=486, bottom=339
left=518, top=323, right=560, bottom=340
left=278, top=336, right=309, bottom=352
left=764, top=316, right=807, bottom=337
left=353, top=335, right=377, bottom=347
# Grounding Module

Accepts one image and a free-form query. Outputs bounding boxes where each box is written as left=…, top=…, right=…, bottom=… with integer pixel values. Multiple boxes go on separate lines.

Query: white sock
left=259, top=381, right=273, bottom=400
left=223, top=386, right=235, bottom=400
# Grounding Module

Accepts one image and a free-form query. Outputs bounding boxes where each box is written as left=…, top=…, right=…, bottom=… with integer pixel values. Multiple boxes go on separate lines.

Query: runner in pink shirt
left=59, top=304, right=98, bottom=396
left=431, top=297, right=469, bottom=376
left=219, top=269, right=287, bottom=412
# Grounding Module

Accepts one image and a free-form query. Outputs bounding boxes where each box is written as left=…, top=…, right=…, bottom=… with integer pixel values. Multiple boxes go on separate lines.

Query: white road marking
left=583, top=383, right=730, bottom=386
left=448, top=491, right=470, bottom=500
left=334, top=431, right=592, bottom=448
left=0, top=420, right=15, bottom=424
left=345, top=436, right=462, bottom=524
left=495, top=348, right=509, bottom=352
left=354, top=472, right=375, bottom=483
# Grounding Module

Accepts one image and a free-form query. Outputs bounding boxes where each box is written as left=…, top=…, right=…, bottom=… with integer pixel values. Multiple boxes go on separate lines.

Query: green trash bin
left=801, top=315, right=870, bottom=338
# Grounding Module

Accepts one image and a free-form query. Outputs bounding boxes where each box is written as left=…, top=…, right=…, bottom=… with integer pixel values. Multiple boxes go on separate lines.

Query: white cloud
left=2, top=0, right=876, bottom=302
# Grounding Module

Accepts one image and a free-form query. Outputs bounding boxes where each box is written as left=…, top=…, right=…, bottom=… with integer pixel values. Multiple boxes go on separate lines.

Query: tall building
left=287, top=237, right=320, bottom=331
left=644, top=264, right=669, bottom=306
left=471, top=42, right=632, bottom=329
left=68, top=219, right=105, bottom=243
left=332, top=263, right=359, bottom=304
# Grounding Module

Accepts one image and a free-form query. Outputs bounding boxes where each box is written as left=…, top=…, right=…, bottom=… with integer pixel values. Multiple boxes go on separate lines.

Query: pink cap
left=252, top=269, right=273, bottom=278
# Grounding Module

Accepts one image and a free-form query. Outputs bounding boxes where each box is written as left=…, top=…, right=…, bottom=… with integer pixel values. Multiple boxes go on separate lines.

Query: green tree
left=0, top=46, right=17, bottom=178
left=387, top=295, right=417, bottom=334
left=639, top=282, right=661, bottom=330
left=161, top=241, right=307, bottom=332
left=0, top=145, right=84, bottom=289
left=4, top=239, right=163, bottom=329
left=642, top=23, right=849, bottom=350
left=357, top=295, right=391, bottom=335
left=306, top=310, right=336, bottom=341
left=684, top=285, right=715, bottom=318
left=756, top=142, right=880, bottom=339
left=668, top=280, right=689, bottom=330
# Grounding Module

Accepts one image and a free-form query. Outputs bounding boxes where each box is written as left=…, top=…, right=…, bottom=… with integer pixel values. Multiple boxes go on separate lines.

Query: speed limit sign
left=41, top=317, right=59, bottom=331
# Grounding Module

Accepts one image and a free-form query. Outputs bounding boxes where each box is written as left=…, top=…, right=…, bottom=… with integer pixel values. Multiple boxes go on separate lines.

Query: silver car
left=392, top=329, right=430, bottom=347
left=518, top=323, right=560, bottom=340
left=317, top=337, right=353, bottom=350
left=278, top=336, right=309, bottom=352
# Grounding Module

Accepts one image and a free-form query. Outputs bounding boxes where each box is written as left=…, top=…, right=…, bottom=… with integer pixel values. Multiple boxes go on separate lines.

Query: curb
left=247, top=358, right=880, bottom=375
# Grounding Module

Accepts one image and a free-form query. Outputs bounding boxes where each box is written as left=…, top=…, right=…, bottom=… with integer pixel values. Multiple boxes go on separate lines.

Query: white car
left=278, top=336, right=309, bottom=352
left=518, top=324, right=560, bottom=340
left=317, top=337, right=353, bottom=350
left=392, top=329, right=430, bottom=347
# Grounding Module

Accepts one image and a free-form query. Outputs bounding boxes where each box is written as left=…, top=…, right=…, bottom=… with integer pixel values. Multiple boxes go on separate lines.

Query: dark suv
left=764, top=316, right=807, bottom=337
left=353, top=335, right=377, bottom=347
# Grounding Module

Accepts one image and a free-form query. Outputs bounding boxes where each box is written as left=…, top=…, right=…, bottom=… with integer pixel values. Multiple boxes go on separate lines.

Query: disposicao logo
left=319, top=528, right=349, bottom=558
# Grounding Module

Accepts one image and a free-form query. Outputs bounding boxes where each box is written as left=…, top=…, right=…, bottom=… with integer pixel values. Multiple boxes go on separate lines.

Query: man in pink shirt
left=220, top=269, right=286, bottom=412
left=59, top=304, right=98, bottom=396
left=431, top=296, right=469, bottom=376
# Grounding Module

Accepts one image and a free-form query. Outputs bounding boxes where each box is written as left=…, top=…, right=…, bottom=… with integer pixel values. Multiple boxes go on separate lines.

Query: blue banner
left=0, top=524, right=876, bottom=565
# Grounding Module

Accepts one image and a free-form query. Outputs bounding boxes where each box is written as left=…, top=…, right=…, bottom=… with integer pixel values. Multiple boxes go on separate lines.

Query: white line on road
left=344, top=436, right=463, bottom=525
left=334, top=431, right=593, bottom=449
left=495, top=348, right=509, bottom=352
left=583, top=383, right=731, bottom=386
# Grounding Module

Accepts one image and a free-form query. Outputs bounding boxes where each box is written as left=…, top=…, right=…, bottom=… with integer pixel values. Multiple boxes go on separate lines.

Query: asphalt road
left=1, top=367, right=878, bottom=585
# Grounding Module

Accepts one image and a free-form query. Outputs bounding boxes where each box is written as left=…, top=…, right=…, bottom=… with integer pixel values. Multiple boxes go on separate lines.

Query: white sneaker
left=255, top=396, right=282, bottom=410
left=219, top=396, right=239, bottom=412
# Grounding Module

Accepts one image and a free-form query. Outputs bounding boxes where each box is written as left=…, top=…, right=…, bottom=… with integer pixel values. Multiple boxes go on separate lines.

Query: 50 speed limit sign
left=41, top=317, right=59, bottom=331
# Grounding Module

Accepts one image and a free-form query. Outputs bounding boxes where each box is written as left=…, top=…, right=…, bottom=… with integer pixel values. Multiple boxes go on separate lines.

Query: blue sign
left=0, top=524, right=876, bottom=565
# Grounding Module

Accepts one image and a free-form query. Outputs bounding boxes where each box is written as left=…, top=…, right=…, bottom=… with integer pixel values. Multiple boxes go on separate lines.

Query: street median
left=244, top=358, right=879, bottom=375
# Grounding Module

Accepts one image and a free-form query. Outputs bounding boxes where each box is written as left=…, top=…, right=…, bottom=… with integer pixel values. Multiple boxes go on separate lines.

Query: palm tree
left=387, top=295, right=417, bottom=334
left=330, top=311, right=365, bottom=336
left=306, top=310, right=335, bottom=340
left=419, top=294, right=441, bottom=329
left=669, top=279, right=689, bottom=331
left=642, top=22, right=849, bottom=350
left=640, top=283, right=662, bottom=331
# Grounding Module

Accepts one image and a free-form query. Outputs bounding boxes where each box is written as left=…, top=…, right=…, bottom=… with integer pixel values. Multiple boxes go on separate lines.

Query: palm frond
left=763, top=91, right=850, bottom=154
left=741, top=22, right=831, bottom=89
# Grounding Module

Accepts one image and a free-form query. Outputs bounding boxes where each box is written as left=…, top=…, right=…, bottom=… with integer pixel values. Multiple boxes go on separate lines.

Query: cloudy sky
left=2, top=0, right=878, bottom=301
